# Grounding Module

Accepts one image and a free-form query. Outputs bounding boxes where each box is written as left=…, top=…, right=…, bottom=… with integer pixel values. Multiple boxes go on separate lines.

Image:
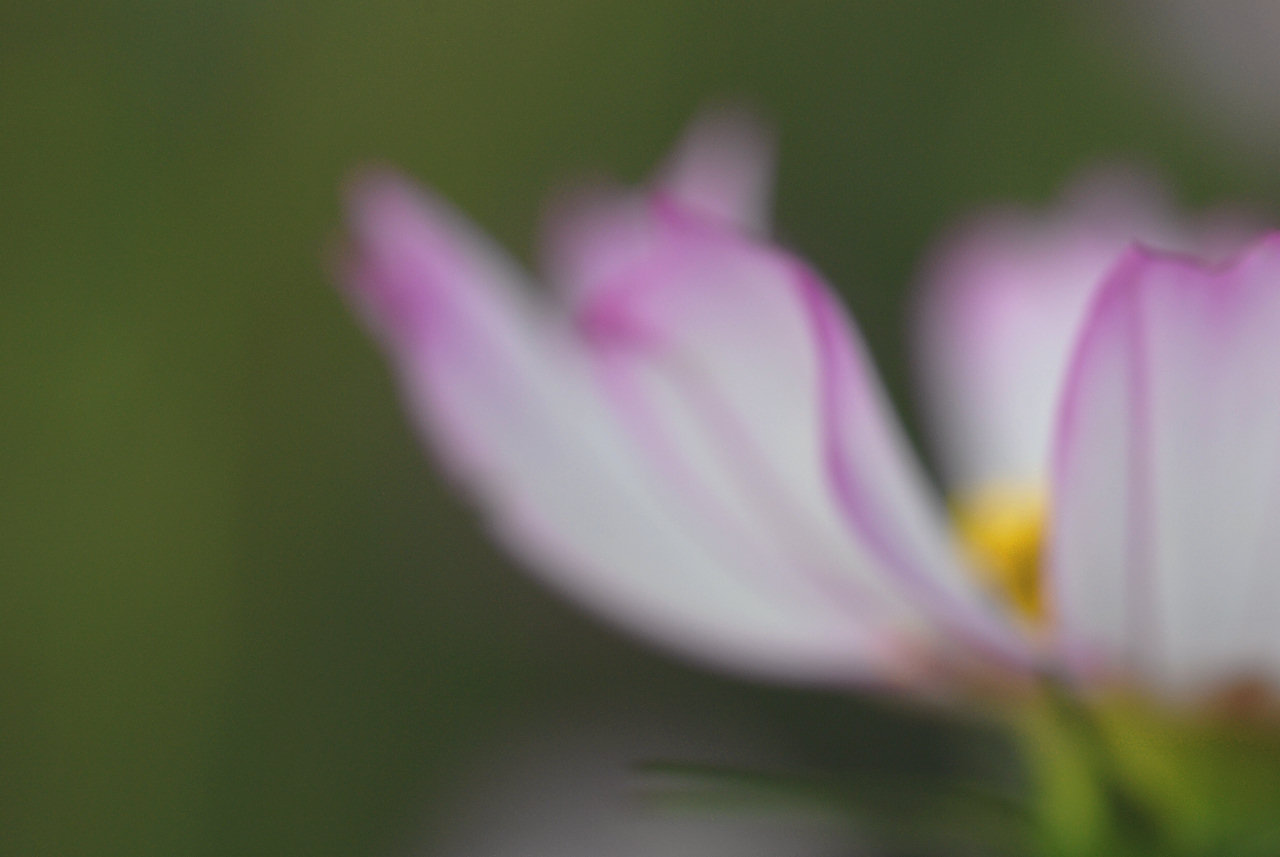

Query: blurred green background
left=2, top=2, right=1275, bottom=855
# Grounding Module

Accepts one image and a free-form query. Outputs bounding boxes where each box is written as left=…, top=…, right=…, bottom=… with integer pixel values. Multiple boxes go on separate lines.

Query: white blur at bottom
left=421, top=711, right=853, bottom=857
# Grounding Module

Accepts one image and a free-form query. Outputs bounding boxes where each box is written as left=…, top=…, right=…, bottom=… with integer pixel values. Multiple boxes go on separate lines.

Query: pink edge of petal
left=582, top=194, right=1032, bottom=670
left=337, top=177, right=880, bottom=685
left=340, top=166, right=972, bottom=686
left=579, top=359, right=910, bottom=684
left=338, top=169, right=546, bottom=487
left=537, top=178, right=653, bottom=297
left=339, top=170, right=460, bottom=342
left=539, top=107, right=775, bottom=296
left=656, top=104, right=777, bottom=233
left=568, top=204, right=952, bottom=666
left=1046, top=245, right=1157, bottom=678
left=569, top=191, right=752, bottom=343
left=1046, top=244, right=1143, bottom=515
left=1042, top=237, right=1280, bottom=680
left=794, top=263, right=1034, bottom=671
left=1050, top=244, right=1178, bottom=527
left=1048, top=236, right=1262, bottom=538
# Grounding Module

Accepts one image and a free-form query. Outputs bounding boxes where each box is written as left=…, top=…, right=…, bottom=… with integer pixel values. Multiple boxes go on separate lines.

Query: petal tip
left=658, top=103, right=777, bottom=233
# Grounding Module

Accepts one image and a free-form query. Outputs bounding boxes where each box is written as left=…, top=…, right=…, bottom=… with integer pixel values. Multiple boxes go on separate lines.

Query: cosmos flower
left=338, top=112, right=1265, bottom=700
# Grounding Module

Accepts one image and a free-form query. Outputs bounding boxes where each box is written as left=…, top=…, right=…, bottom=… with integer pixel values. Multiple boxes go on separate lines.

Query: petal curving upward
left=914, top=170, right=1251, bottom=494
left=541, top=109, right=774, bottom=300
left=577, top=201, right=1027, bottom=670
left=1050, top=235, right=1280, bottom=693
left=653, top=106, right=775, bottom=234
left=341, top=173, right=932, bottom=684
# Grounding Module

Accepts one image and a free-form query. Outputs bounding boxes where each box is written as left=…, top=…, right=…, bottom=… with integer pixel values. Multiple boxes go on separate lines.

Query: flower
left=338, top=112, right=1266, bottom=700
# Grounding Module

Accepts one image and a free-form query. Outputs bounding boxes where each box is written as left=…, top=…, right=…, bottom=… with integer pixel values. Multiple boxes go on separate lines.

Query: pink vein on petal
left=586, top=196, right=1029, bottom=669
left=575, top=223, right=908, bottom=644
left=795, top=264, right=1031, bottom=668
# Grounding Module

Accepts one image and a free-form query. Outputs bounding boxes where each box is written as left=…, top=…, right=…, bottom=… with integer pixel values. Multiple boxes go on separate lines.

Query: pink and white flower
left=338, top=112, right=1267, bottom=700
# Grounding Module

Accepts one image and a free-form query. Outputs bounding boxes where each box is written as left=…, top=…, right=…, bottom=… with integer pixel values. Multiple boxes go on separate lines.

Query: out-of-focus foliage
left=1, top=2, right=1275, bottom=856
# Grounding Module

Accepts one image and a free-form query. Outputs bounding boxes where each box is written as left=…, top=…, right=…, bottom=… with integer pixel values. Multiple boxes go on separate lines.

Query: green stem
left=1018, top=677, right=1173, bottom=856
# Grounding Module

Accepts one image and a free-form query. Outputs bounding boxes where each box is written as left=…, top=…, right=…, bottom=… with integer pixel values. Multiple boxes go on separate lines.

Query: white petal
left=654, top=106, right=775, bottom=234
left=914, top=170, right=1251, bottom=493
left=578, top=202, right=1026, bottom=670
left=342, top=174, right=898, bottom=682
left=541, top=108, right=774, bottom=300
left=1050, top=235, right=1280, bottom=692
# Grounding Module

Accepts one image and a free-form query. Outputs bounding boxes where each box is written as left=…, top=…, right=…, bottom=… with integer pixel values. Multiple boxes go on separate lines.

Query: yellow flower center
left=953, top=483, right=1046, bottom=625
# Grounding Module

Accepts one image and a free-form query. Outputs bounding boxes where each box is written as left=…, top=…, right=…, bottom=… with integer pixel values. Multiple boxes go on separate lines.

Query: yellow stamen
left=953, top=483, right=1046, bottom=624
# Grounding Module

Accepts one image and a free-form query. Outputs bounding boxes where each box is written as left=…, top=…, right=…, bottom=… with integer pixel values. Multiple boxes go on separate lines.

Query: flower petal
left=341, top=174, right=906, bottom=683
left=541, top=109, right=774, bottom=300
left=654, top=106, right=775, bottom=234
left=578, top=202, right=1027, bottom=669
left=914, top=169, right=1251, bottom=493
left=1050, top=235, right=1280, bottom=692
